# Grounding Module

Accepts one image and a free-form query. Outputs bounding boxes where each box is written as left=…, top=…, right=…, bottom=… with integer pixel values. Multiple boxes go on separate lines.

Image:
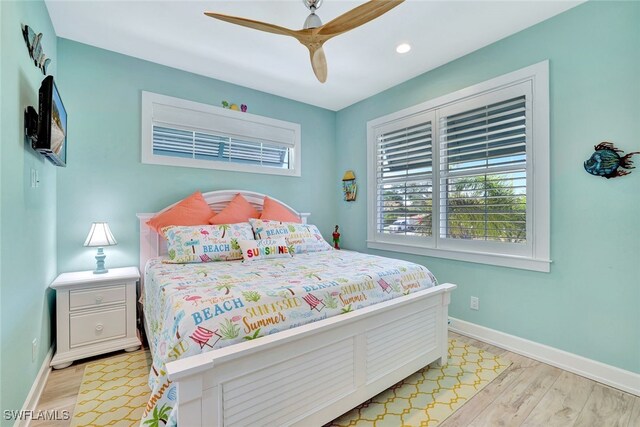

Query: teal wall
left=1, top=2, right=637, bottom=419
left=0, top=0, right=58, bottom=421
left=335, top=1, right=640, bottom=373
left=55, top=39, right=337, bottom=274
left=0, top=1, right=4, bottom=414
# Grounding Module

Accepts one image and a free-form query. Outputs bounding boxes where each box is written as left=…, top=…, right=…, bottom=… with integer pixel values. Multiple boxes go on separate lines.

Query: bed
left=137, top=190, right=456, bottom=427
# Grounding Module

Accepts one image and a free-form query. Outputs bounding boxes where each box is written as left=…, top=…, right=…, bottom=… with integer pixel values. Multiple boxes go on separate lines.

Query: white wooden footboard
left=166, top=283, right=456, bottom=427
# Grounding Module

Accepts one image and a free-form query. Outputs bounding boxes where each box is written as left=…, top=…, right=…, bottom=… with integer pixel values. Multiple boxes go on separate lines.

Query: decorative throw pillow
left=146, top=191, right=215, bottom=235
left=162, top=223, right=255, bottom=263
left=209, top=193, right=260, bottom=225
left=259, top=196, right=301, bottom=223
left=238, top=239, right=294, bottom=261
left=249, top=219, right=332, bottom=253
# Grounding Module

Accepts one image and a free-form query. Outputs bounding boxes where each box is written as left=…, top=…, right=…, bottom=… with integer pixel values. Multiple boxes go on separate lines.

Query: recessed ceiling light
left=396, top=43, right=411, bottom=54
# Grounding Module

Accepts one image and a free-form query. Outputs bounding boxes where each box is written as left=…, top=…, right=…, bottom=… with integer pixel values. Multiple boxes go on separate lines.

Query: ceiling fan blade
left=317, top=0, right=404, bottom=38
left=204, top=12, right=301, bottom=39
left=309, top=46, right=328, bottom=83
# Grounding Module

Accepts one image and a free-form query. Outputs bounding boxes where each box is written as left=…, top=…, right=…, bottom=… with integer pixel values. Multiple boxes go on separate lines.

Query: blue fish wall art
left=584, top=142, right=640, bottom=179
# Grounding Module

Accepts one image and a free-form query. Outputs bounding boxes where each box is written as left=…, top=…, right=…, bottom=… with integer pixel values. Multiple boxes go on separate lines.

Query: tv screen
left=35, top=75, right=67, bottom=167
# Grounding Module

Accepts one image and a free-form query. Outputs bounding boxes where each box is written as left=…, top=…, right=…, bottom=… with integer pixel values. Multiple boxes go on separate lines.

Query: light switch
left=30, top=169, right=40, bottom=188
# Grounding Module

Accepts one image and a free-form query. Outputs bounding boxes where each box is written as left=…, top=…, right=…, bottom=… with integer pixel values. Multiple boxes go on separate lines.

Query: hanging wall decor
left=584, top=142, right=640, bottom=179
left=342, top=170, right=357, bottom=201
left=21, top=24, right=51, bottom=75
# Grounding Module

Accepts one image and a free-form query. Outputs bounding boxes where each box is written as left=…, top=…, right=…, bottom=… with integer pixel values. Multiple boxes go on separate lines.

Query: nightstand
left=50, top=267, right=141, bottom=369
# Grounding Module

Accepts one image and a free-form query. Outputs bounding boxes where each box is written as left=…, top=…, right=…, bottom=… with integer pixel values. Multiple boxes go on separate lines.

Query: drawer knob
left=95, top=323, right=104, bottom=332
left=95, top=295, right=104, bottom=303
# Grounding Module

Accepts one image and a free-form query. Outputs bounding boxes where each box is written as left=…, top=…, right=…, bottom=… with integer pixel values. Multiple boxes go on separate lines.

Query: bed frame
left=137, top=190, right=456, bottom=427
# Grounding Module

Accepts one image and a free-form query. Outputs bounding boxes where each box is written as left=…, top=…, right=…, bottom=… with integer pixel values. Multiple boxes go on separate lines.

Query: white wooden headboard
left=136, top=190, right=310, bottom=282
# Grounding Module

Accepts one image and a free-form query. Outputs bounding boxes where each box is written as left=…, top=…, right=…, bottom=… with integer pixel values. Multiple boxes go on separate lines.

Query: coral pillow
left=209, top=193, right=260, bottom=225
left=146, top=191, right=214, bottom=234
left=260, top=196, right=301, bottom=223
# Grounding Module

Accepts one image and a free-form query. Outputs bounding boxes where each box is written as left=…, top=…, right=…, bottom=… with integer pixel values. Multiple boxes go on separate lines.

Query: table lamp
left=84, top=222, right=117, bottom=274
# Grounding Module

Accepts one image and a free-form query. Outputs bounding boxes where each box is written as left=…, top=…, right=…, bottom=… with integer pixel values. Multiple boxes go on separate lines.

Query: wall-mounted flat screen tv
left=33, top=75, right=67, bottom=167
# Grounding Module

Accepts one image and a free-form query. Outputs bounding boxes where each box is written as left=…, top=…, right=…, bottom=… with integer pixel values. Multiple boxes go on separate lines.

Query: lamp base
left=93, top=247, right=108, bottom=274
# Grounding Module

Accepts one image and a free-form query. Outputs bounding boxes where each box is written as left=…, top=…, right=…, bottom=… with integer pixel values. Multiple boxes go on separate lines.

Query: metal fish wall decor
left=21, top=24, right=51, bottom=75
left=584, top=142, right=640, bottom=179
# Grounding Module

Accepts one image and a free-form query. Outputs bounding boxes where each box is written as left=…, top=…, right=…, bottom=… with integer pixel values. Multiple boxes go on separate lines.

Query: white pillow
left=248, top=219, right=332, bottom=253
left=238, top=239, right=295, bottom=261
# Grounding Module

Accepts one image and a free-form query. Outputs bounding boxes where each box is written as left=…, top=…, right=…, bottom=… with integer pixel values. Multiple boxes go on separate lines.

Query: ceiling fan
left=204, top=0, right=404, bottom=83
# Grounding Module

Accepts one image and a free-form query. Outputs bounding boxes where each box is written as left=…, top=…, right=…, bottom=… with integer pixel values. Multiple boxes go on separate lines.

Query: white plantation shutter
left=223, top=139, right=288, bottom=167
left=376, top=119, right=433, bottom=237
left=439, top=95, right=527, bottom=243
left=152, top=126, right=221, bottom=161
left=152, top=125, right=289, bottom=168
left=142, top=92, right=300, bottom=176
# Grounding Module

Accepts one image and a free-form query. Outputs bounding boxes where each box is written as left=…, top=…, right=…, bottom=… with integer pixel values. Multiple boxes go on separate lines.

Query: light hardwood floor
left=34, top=332, right=640, bottom=426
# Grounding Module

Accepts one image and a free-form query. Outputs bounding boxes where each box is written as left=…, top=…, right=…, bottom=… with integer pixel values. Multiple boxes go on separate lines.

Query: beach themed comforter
left=141, top=250, right=438, bottom=426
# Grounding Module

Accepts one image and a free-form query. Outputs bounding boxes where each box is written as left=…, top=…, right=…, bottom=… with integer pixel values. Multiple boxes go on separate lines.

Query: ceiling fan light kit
left=204, top=0, right=405, bottom=83
left=303, top=0, right=324, bottom=29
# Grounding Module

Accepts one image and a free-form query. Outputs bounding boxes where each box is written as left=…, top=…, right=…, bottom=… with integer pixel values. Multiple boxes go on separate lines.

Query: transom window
left=142, top=92, right=301, bottom=177
left=367, top=62, right=550, bottom=271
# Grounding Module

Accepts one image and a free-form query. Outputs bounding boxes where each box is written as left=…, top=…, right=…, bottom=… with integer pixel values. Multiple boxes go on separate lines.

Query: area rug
left=71, top=350, right=152, bottom=427
left=71, top=339, right=509, bottom=427
left=326, top=338, right=511, bottom=427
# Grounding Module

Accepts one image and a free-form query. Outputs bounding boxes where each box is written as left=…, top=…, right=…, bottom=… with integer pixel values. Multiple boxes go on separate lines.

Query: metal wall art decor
left=342, top=170, right=357, bottom=201
left=584, top=142, right=640, bottom=179
left=21, top=24, right=51, bottom=74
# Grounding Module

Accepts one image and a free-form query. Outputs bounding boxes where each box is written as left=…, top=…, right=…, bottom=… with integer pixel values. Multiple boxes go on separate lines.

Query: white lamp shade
left=84, top=222, right=118, bottom=247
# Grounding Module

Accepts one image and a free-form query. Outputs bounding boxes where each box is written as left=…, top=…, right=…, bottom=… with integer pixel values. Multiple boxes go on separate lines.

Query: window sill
left=366, top=240, right=551, bottom=272
left=142, top=154, right=301, bottom=177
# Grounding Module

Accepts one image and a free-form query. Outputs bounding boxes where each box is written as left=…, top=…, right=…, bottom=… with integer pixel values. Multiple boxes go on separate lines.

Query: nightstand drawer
left=69, top=306, right=126, bottom=348
left=69, top=284, right=126, bottom=310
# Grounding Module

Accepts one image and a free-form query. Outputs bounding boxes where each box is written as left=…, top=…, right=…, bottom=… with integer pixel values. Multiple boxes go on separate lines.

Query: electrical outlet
left=470, top=296, right=479, bottom=311
left=30, top=169, right=40, bottom=188
left=32, top=338, right=38, bottom=362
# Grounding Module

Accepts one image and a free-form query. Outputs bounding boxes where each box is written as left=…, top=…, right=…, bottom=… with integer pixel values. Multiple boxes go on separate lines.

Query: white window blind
left=142, top=92, right=301, bottom=176
left=376, top=121, right=433, bottom=237
left=439, top=95, right=527, bottom=243
left=367, top=61, right=550, bottom=271
left=152, top=126, right=289, bottom=168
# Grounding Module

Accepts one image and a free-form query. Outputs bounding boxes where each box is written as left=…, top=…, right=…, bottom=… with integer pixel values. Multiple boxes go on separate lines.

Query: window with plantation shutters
left=142, top=92, right=300, bottom=176
left=152, top=126, right=289, bottom=168
left=367, top=62, right=550, bottom=272
left=439, top=95, right=527, bottom=244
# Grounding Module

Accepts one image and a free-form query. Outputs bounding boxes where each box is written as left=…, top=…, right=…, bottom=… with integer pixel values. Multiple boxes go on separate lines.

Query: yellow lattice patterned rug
left=326, top=338, right=510, bottom=427
left=71, top=339, right=509, bottom=426
left=71, top=351, right=152, bottom=427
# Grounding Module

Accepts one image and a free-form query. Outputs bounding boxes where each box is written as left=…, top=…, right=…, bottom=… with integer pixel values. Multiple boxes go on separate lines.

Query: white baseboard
left=449, top=317, right=640, bottom=397
left=14, top=346, right=54, bottom=427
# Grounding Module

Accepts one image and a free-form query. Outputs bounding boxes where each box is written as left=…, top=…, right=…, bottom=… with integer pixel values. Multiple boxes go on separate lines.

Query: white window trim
left=367, top=61, right=550, bottom=272
left=141, top=91, right=301, bottom=177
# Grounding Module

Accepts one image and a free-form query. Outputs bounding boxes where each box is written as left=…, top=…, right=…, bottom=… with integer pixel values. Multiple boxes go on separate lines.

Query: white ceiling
left=45, top=1, right=581, bottom=111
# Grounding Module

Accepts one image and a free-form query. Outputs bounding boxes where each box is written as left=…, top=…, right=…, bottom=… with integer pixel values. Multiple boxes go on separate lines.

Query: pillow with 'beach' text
left=162, top=223, right=255, bottom=263
left=248, top=219, right=332, bottom=253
